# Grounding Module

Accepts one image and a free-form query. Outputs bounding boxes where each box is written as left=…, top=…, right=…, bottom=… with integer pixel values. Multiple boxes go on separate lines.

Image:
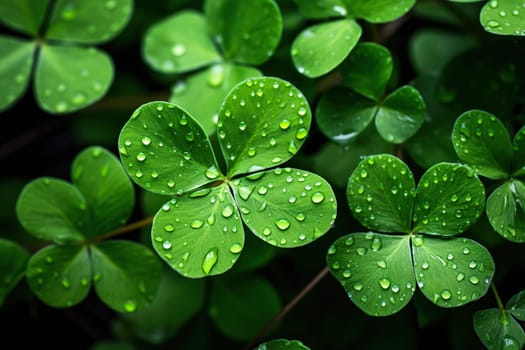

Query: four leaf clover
left=118, top=76, right=337, bottom=278
left=16, top=146, right=161, bottom=313
left=327, top=153, right=495, bottom=316
left=0, top=0, right=133, bottom=114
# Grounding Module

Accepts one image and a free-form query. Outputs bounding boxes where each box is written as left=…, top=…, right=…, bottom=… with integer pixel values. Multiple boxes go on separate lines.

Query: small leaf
left=512, top=125, right=525, bottom=177
left=91, top=240, right=162, bottom=313
left=45, top=0, right=133, bottom=44
left=480, top=0, right=525, bottom=36
left=0, top=239, right=29, bottom=306
left=142, top=10, right=220, bottom=74
left=72, top=146, right=135, bottom=237
left=205, top=0, right=282, bottom=65
left=347, top=154, right=415, bottom=233
left=217, top=77, right=311, bottom=177
left=340, top=42, right=393, bottom=101
left=16, top=177, right=88, bottom=243
left=413, top=162, right=485, bottom=236
left=473, top=309, right=525, bottom=350
left=327, top=232, right=415, bottom=316
left=117, top=268, right=206, bottom=344
left=486, top=180, right=525, bottom=243
left=507, top=290, right=525, bottom=321
left=291, top=19, right=362, bottom=78
left=26, top=244, right=91, bottom=308
left=118, top=101, right=222, bottom=196
left=0, top=36, right=35, bottom=112
left=170, top=63, right=262, bottom=135
left=315, top=87, right=377, bottom=144
left=151, top=184, right=244, bottom=278
left=412, top=235, right=495, bottom=308
left=255, top=339, right=311, bottom=350
left=345, top=0, right=416, bottom=23
left=452, top=109, right=513, bottom=179
left=231, top=168, right=337, bottom=248
left=293, top=0, right=348, bottom=19
left=209, top=275, right=281, bottom=341
left=375, top=85, right=426, bottom=144
left=0, top=0, right=50, bottom=35
left=35, top=45, right=113, bottom=114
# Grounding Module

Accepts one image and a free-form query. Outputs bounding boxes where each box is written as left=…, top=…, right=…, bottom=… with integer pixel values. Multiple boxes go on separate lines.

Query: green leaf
left=486, top=180, right=525, bottom=243
left=254, top=339, right=311, bottom=350
left=291, top=19, right=362, bottom=78
left=205, top=0, right=282, bottom=65
left=231, top=168, right=337, bottom=247
left=473, top=309, right=525, bottom=350
left=345, top=0, right=416, bottom=23
left=16, top=177, right=88, bottom=243
left=327, top=232, right=415, bottom=316
left=71, top=146, right=134, bottom=237
left=507, top=290, right=525, bottom=321
left=26, top=244, right=91, bottom=308
left=452, top=109, right=513, bottom=179
left=375, top=85, right=426, bottom=144
left=217, top=77, right=311, bottom=177
left=35, top=45, right=113, bottom=114
left=347, top=154, right=415, bottom=233
left=209, top=275, right=281, bottom=341
left=413, top=163, right=485, bottom=236
left=151, top=184, right=244, bottom=278
left=116, top=268, right=206, bottom=344
left=315, top=87, right=377, bottom=144
left=512, top=125, right=525, bottom=177
left=91, top=240, right=162, bottom=313
left=408, top=29, right=475, bottom=74
left=142, top=10, right=220, bottom=74
left=340, top=42, right=393, bottom=101
left=118, top=101, right=222, bottom=196
left=412, top=235, right=495, bottom=308
left=293, top=0, right=348, bottom=19
left=0, top=239, right=29, bottom=306
left=0, top=36, right=35, bottom=112
left=480, top=0, right=525, bottom=36
left=0, top=0, right=50, bottom=35
left=45, top=0, right=133, bottom=44
left=229, top=231, right=277, bottom=273
left=170, top=63, right=262, bottom=135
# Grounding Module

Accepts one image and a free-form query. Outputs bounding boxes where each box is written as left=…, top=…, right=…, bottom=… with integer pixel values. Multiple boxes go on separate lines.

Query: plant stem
left=91, top=215, right=154, bottom=243
left=242, top=266, right=329, bottom=350
left=491, top=282, right=505, bottom=310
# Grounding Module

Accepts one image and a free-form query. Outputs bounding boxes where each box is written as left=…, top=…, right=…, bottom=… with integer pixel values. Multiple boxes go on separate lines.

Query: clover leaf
left=452, top=109, right=525, bottom=242
left=473, top=290, right=525, bottom=349
left=291, top=0, right=416, bottom=77
left=316, top=42, right=426, bottom=144
left=0, top=239, right=29, bottom=306
left=118, top=76, right=337, bottom=278
left=143, top=0, right=282, bottom=134
left=327, top=153, right=494, bottom=316
left=16, top=146, right=161, bottom=313
left=480, top=0, right=525, bottom=36
left=0, top=0, right=132, bottom=114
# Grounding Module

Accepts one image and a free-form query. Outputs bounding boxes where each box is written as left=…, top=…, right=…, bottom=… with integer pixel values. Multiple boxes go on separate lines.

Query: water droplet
left=371, top=238, right=382, bottom=251
left=275, top=219, right=290, bottom=230
left=328, top=245, right=337, bottom=255
left=441, top=290, right=452, bottom=300
left=136, top=152, right=146, bottom=162
left=221, top=205, right=234, bottom=218
left=357, top=247, right=367, bottom=256
left=202, top=248, right=218, bottom=274
left=311, top=192, right=325, bottom=203
left=61, top=5, right=76, bottom=20
left=172, top=44, right=186, bottom=57
left=353, top=283, right=363, bottom=291
left=279, top=119, right=291, bottom=130
left=379, top=278, right=391, bottom=289
left=469, top=276, right=480, bottom=285
left=205, top=166, right=220, bottom=179
left=342, top=270, right=351, bottom=278
left=229, top=244, right=242, bottom=253
left=164, top=224, right=174, bottom=232
left=141, top=136, right=151, bottom=146
left=295, top=128, right=308, bottom=140
left=123, top=300, right=137, bottom=312
left=422, top=261, right=429, bottom=270
left=162, top=241, right=172, bottom=250
left=413, top=236, right=424, bottom=247
left=191, top=220, right=204, bottom=229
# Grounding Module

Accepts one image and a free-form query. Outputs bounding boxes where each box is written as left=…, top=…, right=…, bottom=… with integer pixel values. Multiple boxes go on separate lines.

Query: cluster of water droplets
left=483, top=0, right=525, bottom=35
left=216, top=78, right=309, bottom=172
left=232, top=167, right=336, bottom=247
left=327, top=233, right=415, bottom=314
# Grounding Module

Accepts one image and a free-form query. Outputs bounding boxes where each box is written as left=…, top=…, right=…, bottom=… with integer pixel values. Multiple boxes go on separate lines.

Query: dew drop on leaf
left=202, top=248, right=218, bottom=275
